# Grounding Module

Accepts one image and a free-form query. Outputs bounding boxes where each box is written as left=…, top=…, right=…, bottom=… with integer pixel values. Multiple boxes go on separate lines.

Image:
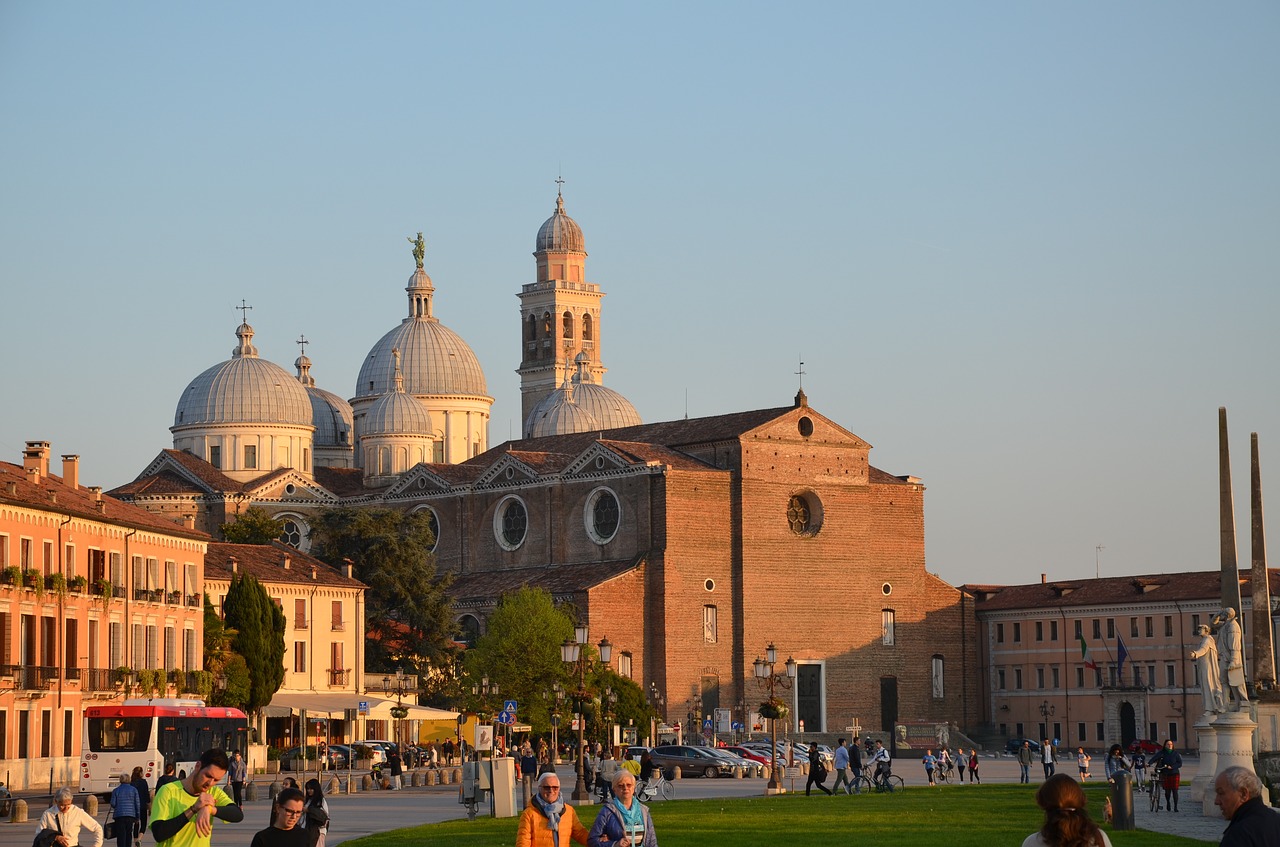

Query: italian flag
left=1079, top=636, right=1098, bottom=670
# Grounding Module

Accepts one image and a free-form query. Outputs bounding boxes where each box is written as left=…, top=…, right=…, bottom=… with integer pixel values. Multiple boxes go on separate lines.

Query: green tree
left=202, top=595, right=252, bottom=707
left=464, top=587, right=576, bottom=734
left=308, top=507, right=456, bottom=677
left=220, top=506, right=285, bottom=544
left=223, top=573, right=286, bottom=715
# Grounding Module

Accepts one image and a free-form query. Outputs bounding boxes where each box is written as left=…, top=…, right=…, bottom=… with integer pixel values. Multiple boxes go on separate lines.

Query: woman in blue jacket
left=588, top=771, right=657, bottom=847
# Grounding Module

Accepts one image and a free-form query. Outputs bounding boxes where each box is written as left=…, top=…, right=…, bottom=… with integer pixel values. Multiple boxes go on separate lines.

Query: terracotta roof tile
left=965, top=569, right=1273, bottom=612
left=204, top=541, right=367, bottom=588
left=312, top=467, right=367, bottom=497
left=448, top=557, right=643, bottom=603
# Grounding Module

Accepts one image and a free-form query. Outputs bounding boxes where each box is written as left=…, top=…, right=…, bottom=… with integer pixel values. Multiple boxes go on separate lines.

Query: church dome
left=525, top=380, right=602, bottom=438
left=174, top=323, right=313, bottom=428
left=535, top=192, right=585, bottom=253
left=295, top=353, right=354, bottom=447
left=363, top=350, right=434, bottom=436
left=555, top=352, right=641, bottom=431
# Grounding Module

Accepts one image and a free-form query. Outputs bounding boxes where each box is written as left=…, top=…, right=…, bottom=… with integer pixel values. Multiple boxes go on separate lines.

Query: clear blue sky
left=2, top=2, right=1277, bottom=587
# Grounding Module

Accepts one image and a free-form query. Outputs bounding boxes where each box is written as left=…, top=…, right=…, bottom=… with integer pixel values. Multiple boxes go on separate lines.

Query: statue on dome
left=408, top=232, right=425, bottom=269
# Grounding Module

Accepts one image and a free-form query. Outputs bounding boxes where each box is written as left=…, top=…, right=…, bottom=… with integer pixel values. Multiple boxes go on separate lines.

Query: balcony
left=186, top=594, right=201, bottom=608
left=84, top=668, right=118, bottom=692
left=331, top=621, right=345, bottom=632
left=166, top=591, right=182, bottom=605
left=6, top=665, right=60, bottom=689
left=327, top=668, right=351, bottom=687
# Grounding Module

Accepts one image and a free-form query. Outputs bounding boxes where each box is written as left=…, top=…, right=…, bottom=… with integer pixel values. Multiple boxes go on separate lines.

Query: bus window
left=88, top=717, right=151, bottom=752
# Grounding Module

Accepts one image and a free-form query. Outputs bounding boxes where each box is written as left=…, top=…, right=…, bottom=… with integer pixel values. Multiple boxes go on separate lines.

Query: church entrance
left=796, top=664, right=823, bottom=733
left=880, top=676, right=898, bottom=733
left=1119, top=702, right=1137, bottom=747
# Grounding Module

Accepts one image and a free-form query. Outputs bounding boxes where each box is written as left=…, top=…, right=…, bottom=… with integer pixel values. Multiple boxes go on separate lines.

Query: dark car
left=1004, top=738, right=1042, bottom=755
left=1127, top=739, right=1161, bottom=755
left=648, top=745, right=736, bottom=778
left=280, top=745, right=347, bottom=770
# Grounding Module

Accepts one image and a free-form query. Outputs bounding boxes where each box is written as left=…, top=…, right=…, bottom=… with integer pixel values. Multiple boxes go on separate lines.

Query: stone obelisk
left=1251, top=432, right=1275, bottom=692
left=1221, top=407, right=1243, bottom=615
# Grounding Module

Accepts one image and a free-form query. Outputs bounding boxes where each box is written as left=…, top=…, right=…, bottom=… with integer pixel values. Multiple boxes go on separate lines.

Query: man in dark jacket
left=1215, top=765, right=1280, bottom=845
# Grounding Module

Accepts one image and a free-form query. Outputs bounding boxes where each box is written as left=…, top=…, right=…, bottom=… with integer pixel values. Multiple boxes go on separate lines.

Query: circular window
left=280, top=519, right=304, bottom=549
left=584, top=487, right=621, bottom=545
left=414, top=506, right=440, bottom=552
left=505, top=467, right=516, bottom=480
left=786, top=492, right=823, bottom=536
left=595, top=456, right=606, bottom=469
left=704, top=579, right=715, bottom=592
left=882, top=583, right=892, bottom=596
left=798, top=416, right=814, bottom=437
left=494, top=496, right=528, bottom=550
left=285, top=483, right=296, bottom=495
left=417, top=477, right=427, bottom=489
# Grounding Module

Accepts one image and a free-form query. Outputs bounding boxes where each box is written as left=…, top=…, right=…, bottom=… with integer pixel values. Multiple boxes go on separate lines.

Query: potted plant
left=758, top=697, right=790, bottom=720
left=69, top=575, right=88, bottom=593
left=49, top=572, right=68, bottom=599
left=24, top=568, right=44, bottom=598
left=97, top=578, right=114, bottom=611
left=1, top=565, right=20, bottom=586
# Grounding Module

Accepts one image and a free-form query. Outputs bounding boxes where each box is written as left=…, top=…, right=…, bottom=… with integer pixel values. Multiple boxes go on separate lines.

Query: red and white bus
left=80, top=699, right=250, bottom=796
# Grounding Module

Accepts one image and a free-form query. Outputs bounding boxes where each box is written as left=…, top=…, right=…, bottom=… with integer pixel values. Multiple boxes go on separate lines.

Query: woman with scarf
left=588, top=772, right=657, bottom=847
left=516, top=772, right=589, bottom=847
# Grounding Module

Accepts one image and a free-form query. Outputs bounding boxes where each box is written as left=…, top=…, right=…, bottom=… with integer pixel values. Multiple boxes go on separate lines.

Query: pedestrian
left=1150, top=740, right=1183, bottom=812
left=300, top=779, right=329, bottom=847
left=1017, top=741, right=1034, bottom=784
left=1041, top=739, right=1056, bottom=779
left=388, top=749, right=403, bottom=790
left=110, top=774, right=142, bottom=847
left=1215, top=765, right=1280, bottom=845
left=922, top=750, right=937, bottom=786
left=587, top=771, right=657, bottom=847
left=38, top=786, right=104, bottom=847
left=150, top=749, right=245, bottom=847
left=1103, top=745, right=1130, bottom=785
left=516, top=772, right=589, bottom=847
left=968, top=749, right=981, bottom=784
left=520, top=742, right=539, bottom=808
left=849, top=737, right=864, bottom=794
left=805, top=742, right=832, bottom=795
left=1132, top=751, right=1147, bottom=787
left=831, top=738, right=853, bottom=795
left=228, top=752, right=247, bottom=807
left=1021, top=773, right=1111, bottom=847
left=155, top=765, right=180, bottom=793
left=1076, top=748, right=1091, bottom=780
left=248, top=787, right=306, bottom=847
left=131, top=766, right=151, bottom=845
left=955, top=747, right=966, bottom=783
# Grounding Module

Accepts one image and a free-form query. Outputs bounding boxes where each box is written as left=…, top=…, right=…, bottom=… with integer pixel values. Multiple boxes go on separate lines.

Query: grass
left=341, top=784, right=1208, bottom=847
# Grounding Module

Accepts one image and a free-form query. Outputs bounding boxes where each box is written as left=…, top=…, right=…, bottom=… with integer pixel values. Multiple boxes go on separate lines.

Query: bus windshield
left=88, top=717, right=152, bottom=752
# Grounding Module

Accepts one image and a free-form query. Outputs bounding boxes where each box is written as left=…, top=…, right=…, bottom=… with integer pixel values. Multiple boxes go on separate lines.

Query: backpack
left=305, top=804, right=329, bottom=827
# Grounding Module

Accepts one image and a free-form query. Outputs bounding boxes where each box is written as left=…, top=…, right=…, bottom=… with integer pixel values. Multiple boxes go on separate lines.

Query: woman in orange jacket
left=516, top=772, right=589, bottom=847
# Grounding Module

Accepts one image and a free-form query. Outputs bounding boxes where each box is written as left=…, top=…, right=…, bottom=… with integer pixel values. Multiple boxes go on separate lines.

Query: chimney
left=89, top=485, right=102, bottom=501
left=181, top=514, right=195, bottom=530
left=311, top=566, right=318, bottom=580
left=229, top=556, right=238, bottom=574
left=282, top=553, right=291, bottom=570
left=61, top=454, right=79, bottom=490
left=23, top=441, right=50, bottom=483
left=1041, top=573, right=1047, bottom=584
left=343, top=557, right=354, bottom=579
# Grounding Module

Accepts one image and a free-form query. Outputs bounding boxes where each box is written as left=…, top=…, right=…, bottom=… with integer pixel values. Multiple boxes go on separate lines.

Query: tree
left=464, top=588, right=575, bottom=734
left=220, top=506, right=285, bottom=544
left=308, top=507, right=456, bottom=677
left=203, top=595, right=251, bottom=707
left=223, top=573, right=286, bottom=715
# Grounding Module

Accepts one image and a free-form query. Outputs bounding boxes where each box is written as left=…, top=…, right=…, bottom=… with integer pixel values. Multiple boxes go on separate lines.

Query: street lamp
left=562, top=627, right=612, bottom=803
left=382, top=667, right=411, bottom=749
left=1038, top=699, right=1055, bottom=741
left=647, top=683, right=665, bottom=746
left=470, top=675, right=500, bottom=753
left=753, top=642, right=797, bottom=793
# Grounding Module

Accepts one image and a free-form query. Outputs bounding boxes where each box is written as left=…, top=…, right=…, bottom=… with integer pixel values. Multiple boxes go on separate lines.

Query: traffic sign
left=497, top=710, right=515, bottom=726
left=702, top=718, right=713, bottom=731
left=358, top=700, right=369, bottom=715
left=504, top=699, right=518, bottom=713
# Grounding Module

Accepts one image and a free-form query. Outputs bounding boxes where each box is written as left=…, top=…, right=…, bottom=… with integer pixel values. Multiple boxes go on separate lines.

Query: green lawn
left=341, top=785, right=1207, bottom=847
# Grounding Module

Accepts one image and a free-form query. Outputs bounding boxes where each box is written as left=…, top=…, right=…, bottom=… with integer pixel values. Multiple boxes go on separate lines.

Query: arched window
left=542, top=312, right=552, bottom=336
left=562, top=311, right=573, bottom=338
left=582, top=314, right=593, bottom=341
left=527, top=314, right=537, bottom=342
left=458, top=615, right=481, bottom=648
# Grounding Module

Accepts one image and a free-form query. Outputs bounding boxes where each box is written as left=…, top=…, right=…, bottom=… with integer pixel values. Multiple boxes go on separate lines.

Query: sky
left=1, top=2, right=1277, bottom=589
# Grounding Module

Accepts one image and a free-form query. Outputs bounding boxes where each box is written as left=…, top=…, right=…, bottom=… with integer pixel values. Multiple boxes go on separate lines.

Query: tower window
left=527, top=314, right=537, bottom=342
left=209, top=446, right=220, bottom=469
left=562, top=311, right=573, bottom=339
left=542, top=312, right=552, bottom=336
left=582, top=314, right=593, bottom=341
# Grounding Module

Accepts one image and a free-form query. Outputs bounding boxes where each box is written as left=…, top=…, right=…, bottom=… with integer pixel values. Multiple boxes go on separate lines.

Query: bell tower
left=517, top=185, right=607, bottom=425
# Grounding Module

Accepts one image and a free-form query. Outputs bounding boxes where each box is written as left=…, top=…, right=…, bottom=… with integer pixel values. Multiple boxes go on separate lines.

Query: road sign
left=358, top=700, right=369, bottom=715
left=497, top=710, right=515, bottom=726
left=715, top=708, right=731, bottom=733
left=504, top=699, right=518, bottom=713
left=702, top=718, right=713, bottom=731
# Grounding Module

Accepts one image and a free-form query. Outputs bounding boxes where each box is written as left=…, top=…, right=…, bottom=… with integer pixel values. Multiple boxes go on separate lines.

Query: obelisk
left=1251, top=432, right=1275, bottom=691
left=1221, top=408, right=1243, bottom=615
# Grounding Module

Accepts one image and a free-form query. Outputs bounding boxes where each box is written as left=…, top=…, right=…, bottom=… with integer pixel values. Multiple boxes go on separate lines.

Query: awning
left=265, top=691, right=458, bottom=720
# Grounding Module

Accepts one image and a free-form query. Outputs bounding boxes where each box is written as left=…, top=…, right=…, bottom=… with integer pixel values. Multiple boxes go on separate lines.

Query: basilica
left=112, top=190, right=976, bottom=739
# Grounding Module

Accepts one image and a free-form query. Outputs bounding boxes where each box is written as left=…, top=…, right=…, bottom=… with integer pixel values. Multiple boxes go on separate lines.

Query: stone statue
left=408, top=232, right=425, bottom=269
left=1214, top=607, right=1249, bottom=708
left=1189, top=624, right=1227, bottom=714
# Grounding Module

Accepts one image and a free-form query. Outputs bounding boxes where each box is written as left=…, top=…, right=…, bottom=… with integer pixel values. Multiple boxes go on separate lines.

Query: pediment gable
left=742, top=406, right=871, bottom=450
left=475, top=453, right=542, bottom=487
left=244, top=470, right=339, bottom=504
left=563, top=443, right=631, bottom=477
left=133, top=451, right=222, bottom=495
left=385, top=465, right=455, bottom=497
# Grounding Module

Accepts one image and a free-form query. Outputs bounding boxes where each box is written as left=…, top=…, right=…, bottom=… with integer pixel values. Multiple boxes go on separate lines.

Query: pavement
left=0, top=755, right=1230, bottom=845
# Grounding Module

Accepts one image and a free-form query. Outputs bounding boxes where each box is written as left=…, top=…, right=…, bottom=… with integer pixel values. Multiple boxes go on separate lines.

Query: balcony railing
left=186, top=594, right=201, bottom=607
left=327, top=668, right=351, bottom=687
left=295, top=618, right=308, bottom=630
left=4, top=665, right=61, bottom=689
left=167, top=591, right=182, bottom=605
left=330, top=621, right=345, bottom=631
left=84, top=667, right=118, bottom=691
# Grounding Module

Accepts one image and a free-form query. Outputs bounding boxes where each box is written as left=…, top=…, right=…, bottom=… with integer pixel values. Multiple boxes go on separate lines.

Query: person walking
left=1017, top=742, right=1034, bottom=784
left=39, top=786, right=104, bottom=847
left=849, top=737, right=864, bottom=794
left=967, top=749, right=981, bottom=784
left=155, top=765, right=180, bottom=793
left=1150, top=740, right=1183, bottom=812
left=248, top=787, right=306, bottom=847
left=1131, top=751, right=1147, bottom=787
left=388, top=749, right=403, bottom=791
left=831, top=739, right=853, bottom=795
left=587, top=772, right=657, bottom=847
left=922, top=750, right=937, bottom=786
left=1103, top=745, right=1130, bottom=785
left=130, top=767, right=151, bottom=846
left=520, top=742, right=539, bottom=808
left=516, top=772, right=589, bottom=847
left=110, top=774, right=142, bottom=847
left=1041, top=740, right=1056, bottom=779
left=150, top=749, right=246, bottom=847
left=300, top=780, right=329, bottom=847
left=1076, top=748, right=1091, bottom=780
left=805, top=742, right=832, bottom=795
left=228, top=752, right=247, bottom=807
left=954, top=748, right=966, bottom=783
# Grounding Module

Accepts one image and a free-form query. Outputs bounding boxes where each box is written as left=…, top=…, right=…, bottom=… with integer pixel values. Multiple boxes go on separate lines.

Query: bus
left=80, top=698, right=250, bottom=796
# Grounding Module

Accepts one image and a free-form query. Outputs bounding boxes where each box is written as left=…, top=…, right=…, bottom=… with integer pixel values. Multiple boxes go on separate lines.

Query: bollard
left=428, top=770, right=439, bottom=786
left=327, top=777, right=340, bottom=795
left=672, top=766, right=681, bottom=780
left=1110, top=773, right=1135, bottom=830
left=412, top=771, right=424, bottom=787
left=84, top=795, right=99, bottom=816
left=345, top=778, right=357, bottom=794
left=452, top=767, right=462, bottom=783
left=761, top=765, right=770, bottom=781
left=734, top=766, right=743, bottom=779
left=440, top=769, right=451, bottom=786
left=245, top=782, right=258, bottom=802
left=361, top=774, right=375, bottom=791
left=11, top=798, right=29, bottom=823
left=268, top=781, right=280, bottom=803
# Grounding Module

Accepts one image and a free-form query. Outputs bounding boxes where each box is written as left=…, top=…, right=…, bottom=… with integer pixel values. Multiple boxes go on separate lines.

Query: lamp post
left=561, top=625, right=612, bottom=803
left=753, top=642, right=797, bottom=793
left=602, top=687, right=618, bottom=750
left=471, top=675, right=500, bottom=754
left=382, top=667, right=411, bottom=749
left=1038, top=699, right=1055, bottom=742
left=647, top=683, right=665, bottom=746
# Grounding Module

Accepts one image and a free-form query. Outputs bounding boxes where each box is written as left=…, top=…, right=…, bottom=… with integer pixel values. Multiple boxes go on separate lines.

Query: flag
left=1117, top=636, right=1129, bottom=677
left=1079, top=636, right=1098, bottom=670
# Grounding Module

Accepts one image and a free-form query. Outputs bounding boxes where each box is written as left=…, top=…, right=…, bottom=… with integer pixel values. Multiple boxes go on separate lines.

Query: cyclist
left=870, top=739, right=892, bottom=787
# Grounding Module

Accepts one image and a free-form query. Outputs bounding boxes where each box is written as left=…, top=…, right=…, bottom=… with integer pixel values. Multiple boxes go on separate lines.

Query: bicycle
left=855, top=769, right=905, bottom=793
left=637, top=771, right=675, bottom=801
left=1149, top=766, right=1171, bottom=812
left=934, top=763, right=952, bottom=784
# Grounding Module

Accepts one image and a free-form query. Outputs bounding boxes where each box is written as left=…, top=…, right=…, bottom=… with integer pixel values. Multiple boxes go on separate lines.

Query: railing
left=327, top=669, right=351, bottom=687
left=8, top=665, right=60, bottom=689
left=295, top=618, right=308, bottom=630
left=133, top=588, right=150, bottom=601
left=64, top=667, right=82, bottom=682
left=167, top=591, right=182, bottom=605
left=331, top=621, right=345, bottom=631
left=84, top=667, right=118, bottom=691
left=186, top=594, right=201, bottom=607
left=112, top=585, right=126, bottom=598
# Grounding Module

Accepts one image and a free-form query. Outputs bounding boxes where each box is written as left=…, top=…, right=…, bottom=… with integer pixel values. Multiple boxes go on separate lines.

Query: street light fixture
left=753, top=642, right=797, bottom=793
left=382, top=667, right=411, bottom=748
left=647, top=683, right=665, bottom=746
left=470, top=675, right=500, bottom=753
left=561, top=627, right=612, bottom=803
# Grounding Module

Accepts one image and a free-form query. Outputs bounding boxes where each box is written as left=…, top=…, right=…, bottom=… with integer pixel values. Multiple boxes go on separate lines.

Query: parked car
left=279, top=745, right=346, bottom=770
left=703, top=748, right=753, bottom=773
left=724, top=746, right=771, bottom=765
left=348, top=742, right=388, bottom=765
left=1127, top=739, right=1161, bottom=755
left=1004, top=738, right=1042, bottom=755
left=622, top=746, right=649, bottom=762
left=648, top=745, right=736, bottom=778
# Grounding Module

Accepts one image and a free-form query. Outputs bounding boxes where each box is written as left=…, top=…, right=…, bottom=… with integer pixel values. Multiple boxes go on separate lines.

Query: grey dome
left=355, top=318, right=488, bottom=399
left=525, top=381, right=602, bottom=438
left=364, top=390, right=433, bottom=436
left=174, top=324, right=313, bottom=428
left=570, top=381, right=642, bottom=430
left=307, top=386, right=354, bottom=446
left=535, top=193, right=585, bottom=253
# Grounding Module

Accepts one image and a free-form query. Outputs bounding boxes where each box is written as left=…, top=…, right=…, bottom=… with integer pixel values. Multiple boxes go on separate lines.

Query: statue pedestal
left=1191, top=713, right=1218, bottom=805
left=1205, top=709, right=1259, bottom=817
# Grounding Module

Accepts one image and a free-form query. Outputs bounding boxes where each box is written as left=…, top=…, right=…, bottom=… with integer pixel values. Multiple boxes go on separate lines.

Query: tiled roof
left=204, top=541, right=367, bottom=588
left=109, top=470, right=207, bottom=496
left=597, top=440, right=716, bottom=471
left=160, top=449, right=248, bottom=492
left=965, top=569, right=1277, bottom=612
left=312, top=467, right=367, bottom=497
left=447, top=557, right=643, bottom=603
left=0, top=462, right=209, bottom=541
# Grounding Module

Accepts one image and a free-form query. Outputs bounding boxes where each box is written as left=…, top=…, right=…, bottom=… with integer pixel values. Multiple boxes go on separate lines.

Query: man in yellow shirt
left=151, top=750, right=245, bottom=847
